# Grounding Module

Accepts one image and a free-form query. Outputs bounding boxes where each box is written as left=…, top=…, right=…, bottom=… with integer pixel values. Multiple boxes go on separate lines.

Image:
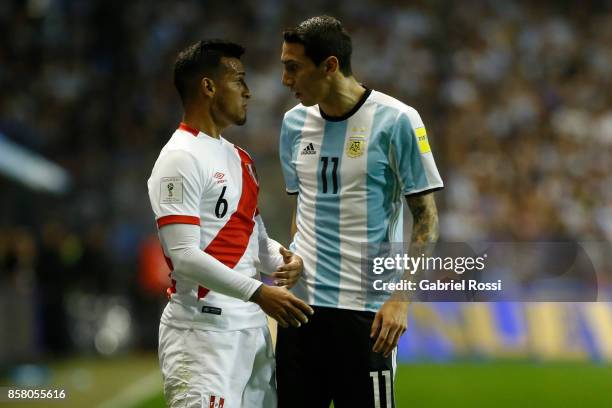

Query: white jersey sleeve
left=159, top=223, right=261, bottom=301
left=279, top=115, right=300, bottom=194
left=148, top=149, right=206, bottom=226
left=254, top=214, right=284, bottom=275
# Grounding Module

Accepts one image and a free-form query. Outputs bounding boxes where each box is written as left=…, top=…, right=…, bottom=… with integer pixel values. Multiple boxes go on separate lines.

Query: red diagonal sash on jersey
left=198, top=146, right=259, bottom=299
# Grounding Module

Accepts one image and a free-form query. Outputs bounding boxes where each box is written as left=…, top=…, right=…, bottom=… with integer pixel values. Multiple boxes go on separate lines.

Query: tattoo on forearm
left=407, top=193, right=439, bottom=245
left=392, top=193, right=439, bottom=302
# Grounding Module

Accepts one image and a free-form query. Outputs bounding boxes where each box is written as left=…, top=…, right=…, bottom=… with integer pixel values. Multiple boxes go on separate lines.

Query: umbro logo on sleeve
left=301, top=142, right=317, bottom=155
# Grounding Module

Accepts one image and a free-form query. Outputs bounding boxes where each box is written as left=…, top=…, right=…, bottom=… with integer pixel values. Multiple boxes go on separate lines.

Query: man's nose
left=282, top=72, right=293, bottom=87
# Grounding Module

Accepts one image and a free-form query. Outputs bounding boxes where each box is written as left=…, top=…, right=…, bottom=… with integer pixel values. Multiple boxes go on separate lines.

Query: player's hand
left=250, top=284, right=314, bottom=328
left=370, top=300, right=409, bottom=358
left=271, top=246, right=303, bottom=289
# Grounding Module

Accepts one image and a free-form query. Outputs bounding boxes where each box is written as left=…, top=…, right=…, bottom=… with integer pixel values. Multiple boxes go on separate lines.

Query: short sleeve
left=147, top=149, right=203, bottom=228
left=279, top=115, right=299, bottom=194
left=390, top=109, right=444, bottom=196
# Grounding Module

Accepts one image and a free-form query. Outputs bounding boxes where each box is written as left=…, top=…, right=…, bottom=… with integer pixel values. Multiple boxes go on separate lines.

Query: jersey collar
left=178, top=122, right=199, bottom=137
left=319, top=88, right=372, bottom=122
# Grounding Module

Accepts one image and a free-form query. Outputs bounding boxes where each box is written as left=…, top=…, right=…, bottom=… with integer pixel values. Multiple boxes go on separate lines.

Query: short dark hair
left=173, top=40, right=245, bottom=104
left=283, top=16, right=352, bottom=76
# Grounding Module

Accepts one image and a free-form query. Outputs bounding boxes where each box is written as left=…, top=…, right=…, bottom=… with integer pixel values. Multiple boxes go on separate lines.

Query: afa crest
left=347, top=139, right=366, bottom=158
left=347, top=126, right=367, bottom=158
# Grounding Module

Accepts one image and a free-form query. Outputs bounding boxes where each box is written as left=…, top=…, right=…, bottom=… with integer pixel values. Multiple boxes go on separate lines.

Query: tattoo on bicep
left=407, top=193, right=439, bottom=245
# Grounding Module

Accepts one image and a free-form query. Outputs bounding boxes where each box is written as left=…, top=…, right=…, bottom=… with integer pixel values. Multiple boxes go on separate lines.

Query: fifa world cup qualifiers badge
left=160, top=176, right=183, bottom=204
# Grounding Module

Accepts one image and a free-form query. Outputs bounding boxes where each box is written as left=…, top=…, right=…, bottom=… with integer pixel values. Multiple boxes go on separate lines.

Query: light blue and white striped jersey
left=279, top=89, right=443, bottom=312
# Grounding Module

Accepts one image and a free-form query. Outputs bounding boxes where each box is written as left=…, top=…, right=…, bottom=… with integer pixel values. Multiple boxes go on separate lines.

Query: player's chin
left=235, top=114, right=247, bottom=126
left=299, top=98, right=316, bottom=107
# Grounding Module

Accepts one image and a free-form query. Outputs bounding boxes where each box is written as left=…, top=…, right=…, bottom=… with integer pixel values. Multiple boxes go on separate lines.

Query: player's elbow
left=165, top=244, right=200, bottom=279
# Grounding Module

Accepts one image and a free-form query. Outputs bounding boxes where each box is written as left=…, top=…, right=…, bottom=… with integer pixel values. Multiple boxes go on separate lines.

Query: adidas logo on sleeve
left=301, top=142, right=317, bottom=155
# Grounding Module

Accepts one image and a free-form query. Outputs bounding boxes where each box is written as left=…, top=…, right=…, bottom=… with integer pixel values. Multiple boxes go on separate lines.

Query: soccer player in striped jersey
left=276, top=17, right=443, bottom=408
left=147, top=40, right=313, bottom=408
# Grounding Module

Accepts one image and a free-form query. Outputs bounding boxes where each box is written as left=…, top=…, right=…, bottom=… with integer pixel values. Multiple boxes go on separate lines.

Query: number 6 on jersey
left=215, top=186, right=228, bottom=218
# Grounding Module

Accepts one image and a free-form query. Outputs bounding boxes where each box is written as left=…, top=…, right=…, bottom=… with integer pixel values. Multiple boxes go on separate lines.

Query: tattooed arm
left=371, top=192, right=440, bottom=357
left=406, top=192, right=439, bottom=246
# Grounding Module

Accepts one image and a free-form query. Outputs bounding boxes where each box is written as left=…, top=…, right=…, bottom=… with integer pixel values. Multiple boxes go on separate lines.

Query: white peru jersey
left=148, top=123, right=267, bottom=331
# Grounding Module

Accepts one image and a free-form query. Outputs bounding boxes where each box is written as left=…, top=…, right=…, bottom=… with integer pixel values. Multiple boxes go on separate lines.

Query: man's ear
left=201, top=77, right=215, bottom=97
left=322, top=56, right=339, bottom=75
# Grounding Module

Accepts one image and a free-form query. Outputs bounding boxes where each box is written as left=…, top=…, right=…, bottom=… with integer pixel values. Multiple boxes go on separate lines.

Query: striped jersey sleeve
left=279, top=108, right=307, bottom=194
left=390, top=108, right=443, bottom=196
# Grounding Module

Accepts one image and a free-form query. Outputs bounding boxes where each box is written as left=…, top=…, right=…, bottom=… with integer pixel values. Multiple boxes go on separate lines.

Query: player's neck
left=319, top=76, right=366, bottom=118
left=182, top=109, right=222, bottom=139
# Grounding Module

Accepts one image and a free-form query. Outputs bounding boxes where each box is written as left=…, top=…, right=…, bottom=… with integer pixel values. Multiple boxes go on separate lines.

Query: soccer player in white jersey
left=147, top=40, right=314, bottom=408
left=277, top=17, right=443, bottom=407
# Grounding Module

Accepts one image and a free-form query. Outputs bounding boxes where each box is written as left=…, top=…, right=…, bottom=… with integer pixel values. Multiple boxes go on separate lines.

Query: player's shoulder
left=369, top=90, right=422, bottom=125
left=155, top=129, right=210, bottom=170
left=164, top=127, right=227, bottom=156
left=283, top=102, right=308, bottom=117
left=282, top=103, right=316, bottom=125
left=159, top=127, right=194, bottom=152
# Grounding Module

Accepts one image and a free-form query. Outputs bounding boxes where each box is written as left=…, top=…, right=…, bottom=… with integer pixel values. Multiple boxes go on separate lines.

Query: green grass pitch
left=134, top=361, right=612, bottom=407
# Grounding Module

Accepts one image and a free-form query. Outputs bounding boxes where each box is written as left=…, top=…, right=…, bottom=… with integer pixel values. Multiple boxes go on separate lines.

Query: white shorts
left=158, top=323, right=276, bottom=408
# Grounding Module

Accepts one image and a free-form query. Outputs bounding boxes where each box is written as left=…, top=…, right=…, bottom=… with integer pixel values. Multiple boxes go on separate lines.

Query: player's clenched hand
left=272, top=246, right=303, bottom=289
left=250, top=284, right=314, bottom=328
left=370, top=300, right=409, bottom=358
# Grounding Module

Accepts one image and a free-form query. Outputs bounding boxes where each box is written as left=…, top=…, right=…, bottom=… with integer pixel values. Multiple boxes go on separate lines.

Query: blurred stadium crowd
left=1, top=0, right=611, bottom=360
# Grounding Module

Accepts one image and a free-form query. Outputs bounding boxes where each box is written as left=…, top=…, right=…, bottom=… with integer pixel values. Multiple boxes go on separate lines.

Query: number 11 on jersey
left=320, top=156, right=339, bottom=194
